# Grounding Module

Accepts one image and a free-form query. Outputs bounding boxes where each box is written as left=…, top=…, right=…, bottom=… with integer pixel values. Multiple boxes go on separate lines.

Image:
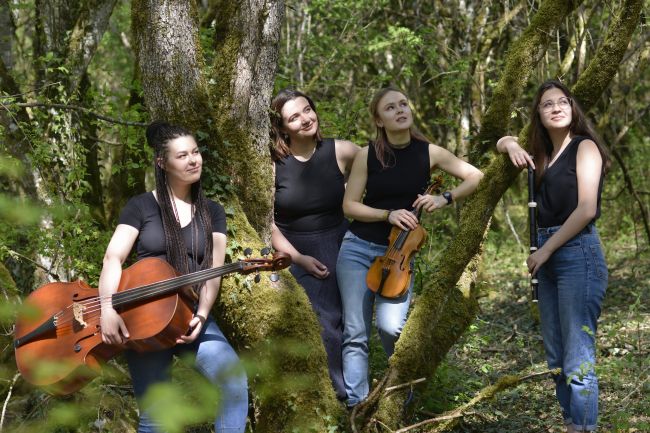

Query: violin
left=366, top=176, right=443, bottom=298
left=14, top=251, right=290, bottom=395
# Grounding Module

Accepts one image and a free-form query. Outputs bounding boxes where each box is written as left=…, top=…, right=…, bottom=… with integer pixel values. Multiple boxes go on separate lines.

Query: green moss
left=0, top=261, right=18, bottom=295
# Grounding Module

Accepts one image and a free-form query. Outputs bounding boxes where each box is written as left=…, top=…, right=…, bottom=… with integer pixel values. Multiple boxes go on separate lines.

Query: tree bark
left=469, top=0, right=584, bottom=163
left=132, top=1, right=343, bottom=431
left=368, top=0, right=643, bottom=429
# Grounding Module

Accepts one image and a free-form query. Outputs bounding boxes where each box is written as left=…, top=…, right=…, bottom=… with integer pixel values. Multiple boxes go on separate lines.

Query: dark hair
left=269, top=88, right=323, bottom=161
left=529, top=80, right=610, bottom=183
left=145, top=120, right=213, bottom=276
left=369, top=86, right=431, bottom=168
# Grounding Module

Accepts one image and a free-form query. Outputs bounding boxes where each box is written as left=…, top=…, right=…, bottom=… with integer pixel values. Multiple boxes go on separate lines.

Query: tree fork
left=132, top=1, right=343, bottom=431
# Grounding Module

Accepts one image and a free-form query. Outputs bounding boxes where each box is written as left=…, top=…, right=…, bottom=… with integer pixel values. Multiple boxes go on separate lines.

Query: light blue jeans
left=125, top=316, right=248, bottom=433
left=336, top=231, right=413, bottom=406
left=537, top=225, right=607, bottom=432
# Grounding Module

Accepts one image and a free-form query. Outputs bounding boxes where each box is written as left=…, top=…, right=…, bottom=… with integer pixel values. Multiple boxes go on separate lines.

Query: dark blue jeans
left=537, top=225, right=607, bottom=432
left=125, top=316, right=248, bottom=433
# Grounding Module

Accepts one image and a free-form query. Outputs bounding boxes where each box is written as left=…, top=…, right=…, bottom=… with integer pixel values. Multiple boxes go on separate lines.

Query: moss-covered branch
left=571, top=0, right=643, bottom=108
left=469, top=0, right=583, bottom=162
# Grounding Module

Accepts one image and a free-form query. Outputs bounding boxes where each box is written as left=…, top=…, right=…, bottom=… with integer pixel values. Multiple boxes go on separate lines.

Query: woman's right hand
left=388, top=208, right=418, bottom=230
left=100, top=308, right=130, bottom=345
left=295, top=254, right=330, bottom=279
left=497, top=137, right=535, bottom=169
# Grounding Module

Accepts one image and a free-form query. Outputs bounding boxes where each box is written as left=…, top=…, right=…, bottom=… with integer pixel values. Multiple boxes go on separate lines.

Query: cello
left=366, top=176, right=443, bottom=298
left=14, top=252, right=290, bottom=395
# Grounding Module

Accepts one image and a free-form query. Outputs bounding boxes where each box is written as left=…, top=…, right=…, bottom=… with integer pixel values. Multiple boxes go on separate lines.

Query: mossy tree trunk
left=131, top=1, right=343, bottom=431
left=368, top=0, right=643, bottom=429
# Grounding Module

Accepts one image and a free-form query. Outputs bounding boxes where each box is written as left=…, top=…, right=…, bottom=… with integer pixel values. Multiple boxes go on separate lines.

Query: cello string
left=52, top=262, right=247, bottom=328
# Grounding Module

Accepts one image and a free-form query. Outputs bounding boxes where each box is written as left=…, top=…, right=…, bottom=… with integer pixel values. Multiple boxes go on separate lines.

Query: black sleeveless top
left=349, top=139, right=430, bottom=245
left=538, top=136, right=604, bottom=228
left=274, top=138, right=345, bottom=232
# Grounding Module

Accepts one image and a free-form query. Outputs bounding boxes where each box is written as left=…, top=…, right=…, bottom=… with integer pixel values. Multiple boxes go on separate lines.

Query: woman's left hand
left=177, top=314, right=206, bottom=344
left=527, top=248, right=551, bottom=276
left=413, top=194, right=447, bottom=212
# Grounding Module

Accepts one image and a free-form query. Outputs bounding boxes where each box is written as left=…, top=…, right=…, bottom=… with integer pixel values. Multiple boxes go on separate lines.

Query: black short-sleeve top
left=118, top=192, right=226, bottom=267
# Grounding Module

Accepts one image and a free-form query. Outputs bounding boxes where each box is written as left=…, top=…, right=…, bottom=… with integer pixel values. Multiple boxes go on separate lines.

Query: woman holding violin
left=270, top=89, right=359, bottom=400
left=337, top=87, right=483, bottom=407
left=98, top=121, right=248, bottom=432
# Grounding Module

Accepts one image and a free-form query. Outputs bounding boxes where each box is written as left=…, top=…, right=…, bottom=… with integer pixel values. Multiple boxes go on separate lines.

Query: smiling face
left=538, top=87, right=573, bottom=131
left=159, top=135, right=202, bottom=186
left=374, top=90, right=413, bottom=133
left=280, top=96, right=319, bottom=141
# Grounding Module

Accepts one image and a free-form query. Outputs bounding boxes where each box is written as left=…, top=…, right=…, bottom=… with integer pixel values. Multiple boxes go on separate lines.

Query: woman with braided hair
left=98, top=121, right=248, bottom=432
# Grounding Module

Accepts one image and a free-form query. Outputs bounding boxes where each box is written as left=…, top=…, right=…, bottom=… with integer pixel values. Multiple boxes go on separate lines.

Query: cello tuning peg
left=243, top=248, right=253, bottom=257
left=260, top=247, right=271, bottom=256
left=254, top=273, right=261, bottom=283
left=269, top=273, right=279, bottom=283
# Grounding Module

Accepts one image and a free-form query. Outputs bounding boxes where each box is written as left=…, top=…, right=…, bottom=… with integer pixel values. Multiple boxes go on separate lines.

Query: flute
left=527, top=164, right=539, bottom=302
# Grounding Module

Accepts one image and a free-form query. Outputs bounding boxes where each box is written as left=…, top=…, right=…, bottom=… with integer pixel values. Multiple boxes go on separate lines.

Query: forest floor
left=410, top=237, right=650, bottom=433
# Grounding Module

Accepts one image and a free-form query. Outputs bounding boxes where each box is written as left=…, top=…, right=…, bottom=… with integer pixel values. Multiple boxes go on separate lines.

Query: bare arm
left=178, top=232, right=226, bottom=343
left=271, top=222, right=329, bottom=278
left=98, top=224, right=139, bottom=345
left=412, top=144, right=484, bottom=212
left=334, top=139, right=361, bottom=180
left=527, top=140, right=603, bottom=275
left=342, top=147, right=394, bottom=223
left=496, top=136, right=535, bottom=169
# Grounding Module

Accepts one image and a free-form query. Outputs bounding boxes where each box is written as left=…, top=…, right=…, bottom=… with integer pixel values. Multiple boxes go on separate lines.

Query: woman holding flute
left=497, top=79, right=609, bottom=433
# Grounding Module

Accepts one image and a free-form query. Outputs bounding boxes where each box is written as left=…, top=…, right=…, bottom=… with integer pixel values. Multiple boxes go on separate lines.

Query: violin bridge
left=72, top=302, right=88, bottom=328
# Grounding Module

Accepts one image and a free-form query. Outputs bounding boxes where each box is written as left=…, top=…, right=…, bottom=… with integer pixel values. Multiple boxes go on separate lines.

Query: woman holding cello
left=98, top=121, right=248, bottom=432
left=337, top=87, right=483, bottom=407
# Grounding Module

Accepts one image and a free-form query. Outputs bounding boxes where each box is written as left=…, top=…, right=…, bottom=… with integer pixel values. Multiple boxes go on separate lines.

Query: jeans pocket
left=589, top=244, right=608, bottom=280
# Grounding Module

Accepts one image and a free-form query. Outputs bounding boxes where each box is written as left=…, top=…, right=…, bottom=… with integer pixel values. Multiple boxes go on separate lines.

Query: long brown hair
left=529, top=80, right=610, bottom=182
left=145, top=120, right=213, bottom=275
left=369, top=86, right=431, bottom=168
left=269, top=89, right=323, bottom=161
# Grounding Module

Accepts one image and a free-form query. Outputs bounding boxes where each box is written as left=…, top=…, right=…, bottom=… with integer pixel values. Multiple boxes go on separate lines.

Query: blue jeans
left=336, top=231, right=412, bottom=406
left=537, top=225, right=607, bottom=432
left=125, top=316, right=248, bottom=433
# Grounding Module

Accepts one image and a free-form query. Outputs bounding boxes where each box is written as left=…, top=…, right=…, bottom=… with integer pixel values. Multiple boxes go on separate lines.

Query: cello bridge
left=72, top=302, right=88, bottom=328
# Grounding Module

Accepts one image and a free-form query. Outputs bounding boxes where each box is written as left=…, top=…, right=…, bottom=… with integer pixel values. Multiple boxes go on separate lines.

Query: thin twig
left=6, top=102, right=147, bottom=127
left=394, top=412, right=472, bottom=433
left=393, top=368, right=561, bottom=433
left=350, top=374, right=390, bottom=433
left=1, top=373, right=20, bottom=432
left=384, top=377, right=427, bottom=393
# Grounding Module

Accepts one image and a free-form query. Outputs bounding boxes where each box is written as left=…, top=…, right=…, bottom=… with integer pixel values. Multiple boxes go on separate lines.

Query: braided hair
left=145, top=120, right=213, bottom=275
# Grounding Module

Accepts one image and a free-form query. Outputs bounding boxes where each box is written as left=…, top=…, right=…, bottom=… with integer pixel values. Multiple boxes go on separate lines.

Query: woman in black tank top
left=269, top=89, right=359, bottom=400
left=497, top=80, right=610, bottom=433
left=337, top=87, right=483, bottom=407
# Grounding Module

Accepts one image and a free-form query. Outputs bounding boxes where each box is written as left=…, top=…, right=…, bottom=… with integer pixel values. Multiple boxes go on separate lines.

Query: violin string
left=52, top=262, right=247, bottom=329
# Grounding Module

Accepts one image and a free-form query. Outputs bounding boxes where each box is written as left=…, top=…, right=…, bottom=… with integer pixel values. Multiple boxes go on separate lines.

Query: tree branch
left=393, top=368, right=561, bottom=433
left=6, top=102, right=146, bottom=126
